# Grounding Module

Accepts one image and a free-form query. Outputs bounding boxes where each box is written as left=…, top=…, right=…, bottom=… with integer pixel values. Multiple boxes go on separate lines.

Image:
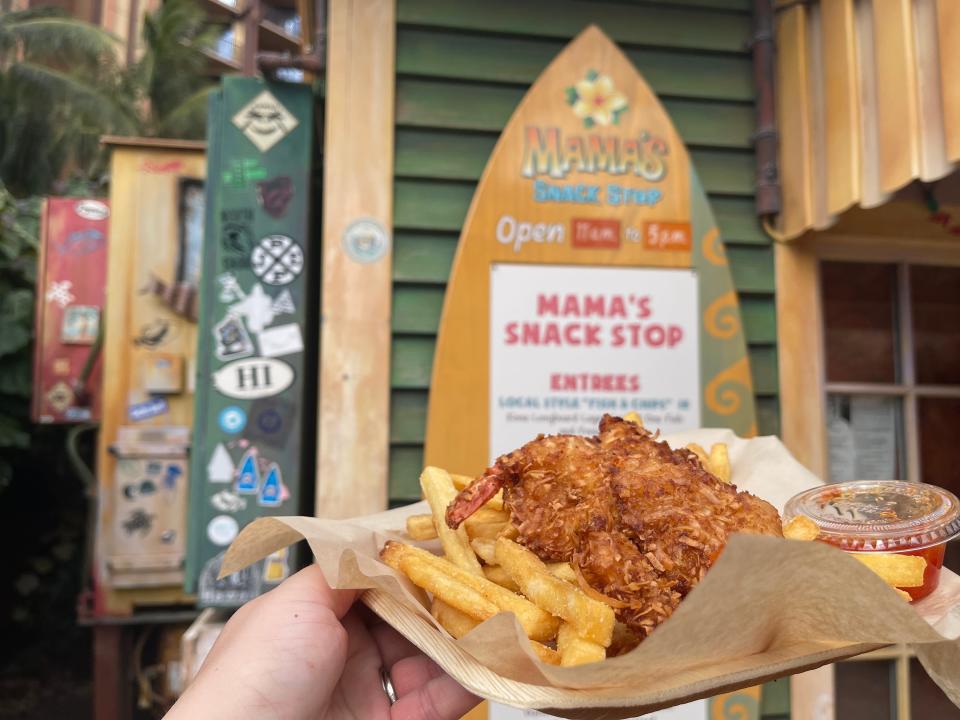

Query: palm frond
left=10, top=61, right=138, bottom=135
left=8, top=17, right=119, bottom=68
left=155, top=84, right=212, bottom=138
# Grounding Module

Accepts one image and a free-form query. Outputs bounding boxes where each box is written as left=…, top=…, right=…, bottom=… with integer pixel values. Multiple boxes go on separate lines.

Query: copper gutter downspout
left=751, top=0, right=781, bottom=220
left=257, top=0, right=326, bottom=76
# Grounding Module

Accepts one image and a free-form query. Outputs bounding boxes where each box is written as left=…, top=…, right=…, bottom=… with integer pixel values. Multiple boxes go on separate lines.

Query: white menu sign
left=489, top=264, right=700, bottom=460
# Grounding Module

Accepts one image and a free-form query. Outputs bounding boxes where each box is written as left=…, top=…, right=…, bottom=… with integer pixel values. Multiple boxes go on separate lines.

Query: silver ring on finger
left=380, top=667, right=398, bottom=705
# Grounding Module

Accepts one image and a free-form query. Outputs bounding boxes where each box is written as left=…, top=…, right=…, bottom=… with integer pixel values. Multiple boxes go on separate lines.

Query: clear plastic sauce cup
left=783, top=480, right=960, bottom=601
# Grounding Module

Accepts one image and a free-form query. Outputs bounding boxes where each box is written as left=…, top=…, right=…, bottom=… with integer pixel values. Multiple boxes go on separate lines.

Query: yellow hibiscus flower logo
left=566, top=70, right=628, bottom=128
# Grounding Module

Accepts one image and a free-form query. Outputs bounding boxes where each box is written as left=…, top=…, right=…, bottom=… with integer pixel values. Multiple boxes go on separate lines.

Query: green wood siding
left=390, top=1, right=779, bottom=505
left=388, top=16, right=784, bottom=713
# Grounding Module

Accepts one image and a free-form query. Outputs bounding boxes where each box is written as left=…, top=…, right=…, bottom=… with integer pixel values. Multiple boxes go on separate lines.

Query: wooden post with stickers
left=94, top=137, right=206, bottom=614
left=421, top=27, right=760, bottom=720
left=185, top=77, right=314, bottom=605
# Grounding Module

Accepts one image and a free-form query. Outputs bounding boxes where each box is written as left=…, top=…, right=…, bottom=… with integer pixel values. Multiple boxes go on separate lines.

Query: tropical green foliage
left=0, top=0, right=216, bottom=195
left=0, top=183, right=40, bottom=488
left=0, top=7, right=128, bottom=195
left=124, top=0, right=219, bottom=139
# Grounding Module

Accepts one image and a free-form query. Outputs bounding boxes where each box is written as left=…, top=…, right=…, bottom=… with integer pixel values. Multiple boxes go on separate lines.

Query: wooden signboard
left=32, top=197, right=108, bottom=423
left=425, top=26, right=756, bottom=479
left=94, top=138, right=205, bottom=615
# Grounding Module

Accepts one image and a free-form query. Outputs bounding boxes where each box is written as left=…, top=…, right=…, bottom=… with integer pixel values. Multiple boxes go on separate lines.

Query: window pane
left=828, top=395, right=904, bottom=481
left=911, top=265, right=960, bottom=385
left=822, top=262, right=898, bottom=383
left=911, top=659, right=960, bottom=719
left=835, top=661, right=894, bottom=720
left=918, top=397, right=960, bottom=573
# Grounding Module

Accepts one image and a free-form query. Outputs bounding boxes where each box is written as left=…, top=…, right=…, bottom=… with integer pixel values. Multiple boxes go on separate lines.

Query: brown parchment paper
left=221, top=432, right=960, bottom=719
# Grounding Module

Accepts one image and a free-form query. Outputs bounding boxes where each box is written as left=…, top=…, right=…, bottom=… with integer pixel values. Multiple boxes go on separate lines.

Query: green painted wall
left=389, top=0, right=779, bottom=504
left=386, top=2, right=784, bottom=713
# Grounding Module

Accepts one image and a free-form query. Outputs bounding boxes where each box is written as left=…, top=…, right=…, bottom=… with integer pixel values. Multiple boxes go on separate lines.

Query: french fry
left=483, top=565, right=520, bottom=592
left=406, top=514, right=437, bottom=541
left=709, top=443, right=731, bottom=483
left=783, top=515, right=820, bottom=541
left=547, top=562, right=578, bottom=584
left=685, top=442, right=711, bottom=471
left=382, top=541, right=560, bottom=641
left=451, top=473, right=504, bottom=511
left=421, top=467, right=483, bottom=575
left=466, top=520, right=509, bottom=541
left=895, top=588, right=913, bottom=602
left=382, top=542, right=498, bottom=620
left=468, top=507, right=509, bottom=525
left=495, top=537, right=615, bottom=647
left=557, top=622, right=606, bottom=667
left=852, top=553, right=927, bottom=588
left=410, top=511, right=511, bottom=542
left=433, top=598, right=560, bottom=664
left=623, top=411, right=643, bottom=427
left=530, top=641, right=562, bottom=665
left=431, top=598, right=479, bottom=638
left=470, top=538, right=497, bottom=565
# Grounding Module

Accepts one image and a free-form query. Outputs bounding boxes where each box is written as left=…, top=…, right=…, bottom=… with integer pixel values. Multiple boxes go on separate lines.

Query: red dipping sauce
left=783, top=481, right=960, bottom=601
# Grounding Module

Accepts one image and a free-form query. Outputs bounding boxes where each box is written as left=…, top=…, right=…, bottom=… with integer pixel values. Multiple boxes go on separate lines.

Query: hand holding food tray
left=221, top=421, right=960, bottom=718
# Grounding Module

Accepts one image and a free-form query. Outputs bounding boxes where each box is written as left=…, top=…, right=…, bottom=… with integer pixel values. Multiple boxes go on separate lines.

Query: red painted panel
left=31, top=198, right=109, bottom=423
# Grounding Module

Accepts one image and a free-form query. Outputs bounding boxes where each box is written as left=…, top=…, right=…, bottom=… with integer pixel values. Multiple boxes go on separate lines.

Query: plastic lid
left=783, top=480, right=960, bottom=552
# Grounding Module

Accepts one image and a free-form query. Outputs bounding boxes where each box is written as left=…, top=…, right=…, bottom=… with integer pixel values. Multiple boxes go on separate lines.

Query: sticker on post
left=263, top=548, right=290, bottom=583
left=61, top=306, right=100, bottom=344
left=75, top=199, right=109, bottom=221
left=207, top=515, right=240, bottom=546
left=57, top=228, right=105, bottom=256
left=248, top=397, right=296, bottom=450
left=257, top=176, right=294, bottom=218
left=133, top=318, right=176, bottom=349
left=235, top=448, right=260, bottom=494
left=207, top=443, right=235, bottom=483
left=213, top=358, right=294, bottom=399
left=46, top=382, right=74, bottom=412
left=46, top=280, right=75, bottom=309
left=217, top=272, right=246, bottom=303
left=257, top=323, right=303, bottom=357
left=128, top=397, right=169, bottom=422
left=271, top=289, right=296, bottom=316
left=250, top=235, right=303, bottom=286
left=258, top=463, right=284, bottom=507
left=231, top=90, right=299, bottom=152
left=343, top=218, right=389, bottom=264
left=199, top=552, right=262, bottom=607
left=213, top=315, right=254, bottom=361
left=219, top=406, right=247, bottom=434
left=211, top=489, right=247, bottom=513
left=229, top=283, right=278, bottom=333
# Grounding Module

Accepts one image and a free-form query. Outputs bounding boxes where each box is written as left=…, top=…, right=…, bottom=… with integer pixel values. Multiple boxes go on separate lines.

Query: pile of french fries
left=383, top=466, right=610, bottom=666
left=382, top=414, right=737, bottom=667
left=782, top=515, right=926, bottom=600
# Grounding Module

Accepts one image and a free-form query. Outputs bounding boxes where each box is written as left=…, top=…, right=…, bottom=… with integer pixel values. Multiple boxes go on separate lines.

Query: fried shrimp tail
left=446, top=467, right=505, bottom=528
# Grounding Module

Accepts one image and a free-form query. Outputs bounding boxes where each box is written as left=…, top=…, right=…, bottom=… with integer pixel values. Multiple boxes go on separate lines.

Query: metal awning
left=774, top=0, right=960, bottom=240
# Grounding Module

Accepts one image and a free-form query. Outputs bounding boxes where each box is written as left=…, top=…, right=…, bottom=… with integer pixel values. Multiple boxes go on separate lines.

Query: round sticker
left=250, top=235, right=304, bottom=286
left=256, top=408, right=283, bottom=434
left=343, top=218, right=389, bottom=264
left=219, top=406, right=247, bottom=434
left=207, top=515, right=240, bottom=546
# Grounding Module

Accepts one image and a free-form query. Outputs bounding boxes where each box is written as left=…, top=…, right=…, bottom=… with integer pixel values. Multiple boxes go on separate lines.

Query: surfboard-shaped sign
left=425, top=26, right=756, bottom=475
